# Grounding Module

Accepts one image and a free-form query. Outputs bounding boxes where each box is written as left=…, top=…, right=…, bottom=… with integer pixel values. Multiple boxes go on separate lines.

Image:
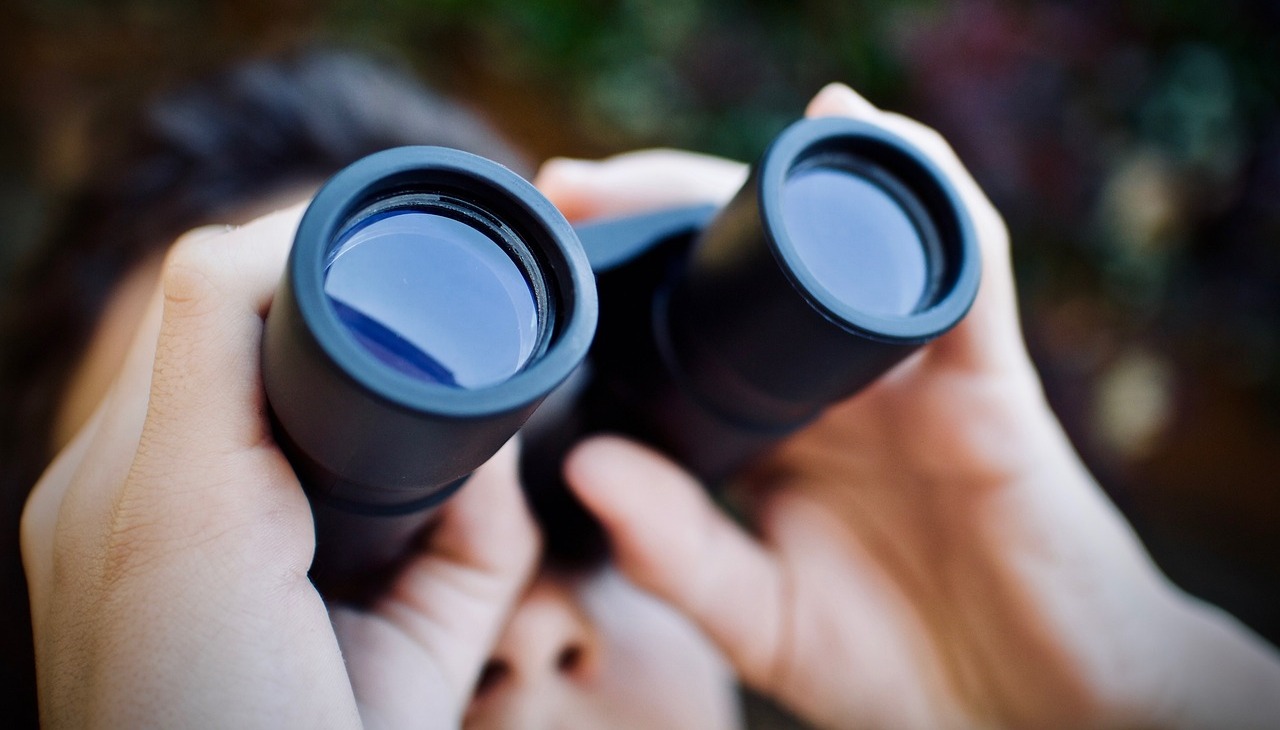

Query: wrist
left=997, top=370, right=1280, bottom=727
left=1144, top=593, right=1280, bottom=729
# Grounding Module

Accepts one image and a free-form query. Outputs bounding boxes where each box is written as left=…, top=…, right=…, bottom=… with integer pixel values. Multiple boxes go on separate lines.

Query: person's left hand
left=537, top=84, right=1280, bottom=728
left=20, top=206, right=540, bottom=728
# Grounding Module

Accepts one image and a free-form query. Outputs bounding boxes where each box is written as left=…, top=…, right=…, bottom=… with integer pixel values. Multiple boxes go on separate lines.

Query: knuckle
left=102, top=448, right=313, bottom=588
left=917, top=124, right=949, bottom=149
left=160, top=229, right=232, bottom=314
left=983, top=205, right=1011, bottom=244
left=884, top=112, right=952, bottom=154
left=970, top=196, right=1011, bottom=258
left=98, top=488, right=169, bottom=588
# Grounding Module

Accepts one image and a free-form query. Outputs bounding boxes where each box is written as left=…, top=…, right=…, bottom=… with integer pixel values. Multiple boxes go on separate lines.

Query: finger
left=37, top=204, right=311, bottom=600
left=420, top=440, right=540, bottom=582
left=117, top=201, right=314, bottom=573
left=564, top=435, right=790, bottom=690
left=806, top=83, right=1030, bottom=378
left=22, top=274, right=166, bottom=611
left=535, top=149, right=748, bottom=222
left=23, top=208, right=362, bottom=727
left=20, top=400, right=107, bottom=621
left=126, top=205, right=303, bottom=487
left=805, top=81, right=881, bottom=119
left=139, top=203, right=306, bottom=457
left=807, top=84, right=999, bottom=253
left=873, top=111, right=1027, bottom=376
left=353, top=439, right=540, bottom=714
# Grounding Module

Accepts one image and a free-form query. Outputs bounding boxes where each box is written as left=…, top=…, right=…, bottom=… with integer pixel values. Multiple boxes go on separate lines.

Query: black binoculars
left=261, top=116, right=980, bottom=591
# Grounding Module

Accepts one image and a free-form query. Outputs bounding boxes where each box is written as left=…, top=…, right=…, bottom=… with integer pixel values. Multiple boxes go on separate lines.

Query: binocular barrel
left=262, top=147, right=597, bottom=590
left=262, top=118, right=980, bottom=590
left=613, top=117, right=980, bottom=480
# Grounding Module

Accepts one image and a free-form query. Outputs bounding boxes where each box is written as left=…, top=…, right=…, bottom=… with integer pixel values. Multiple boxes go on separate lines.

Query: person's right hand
left=20, top=206, right=540, bottom=729
left=538, top=83, right=1280, bottom=729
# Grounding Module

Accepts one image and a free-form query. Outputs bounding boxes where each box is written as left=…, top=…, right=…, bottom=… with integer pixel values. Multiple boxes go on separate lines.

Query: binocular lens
left=780, top=162, right=937, bottom=318
left=265, top=146, right=596, bottom=588
left=322, top=197, right=545, bottom=389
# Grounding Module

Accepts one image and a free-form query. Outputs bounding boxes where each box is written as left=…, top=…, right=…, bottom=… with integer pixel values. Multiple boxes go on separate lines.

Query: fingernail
left=565, top=436, right=636, bottom=491
left=181, top=224, right=235, bottom=240
left=539, top=157, right=598, bottom=184
left=809, top=82, right=876, bottom=117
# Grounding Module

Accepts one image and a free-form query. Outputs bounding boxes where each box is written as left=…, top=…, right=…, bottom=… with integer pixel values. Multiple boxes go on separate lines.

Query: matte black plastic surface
left=262, top=146, right=596, bottom=591
left=537, top=117, right=980, bottom=489
left=274, top=117, right=981, bottom=582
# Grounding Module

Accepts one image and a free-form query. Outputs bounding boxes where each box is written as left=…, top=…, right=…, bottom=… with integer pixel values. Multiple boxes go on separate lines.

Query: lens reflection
left=781, top=166, right=929, bottom=317
left=324, top=210, right=539, bottom=389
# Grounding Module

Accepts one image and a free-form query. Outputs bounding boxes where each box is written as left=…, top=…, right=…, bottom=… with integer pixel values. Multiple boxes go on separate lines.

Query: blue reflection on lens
left=781, top=166, right=929, bottom=317
left=323, top=210, right=539, bottom=389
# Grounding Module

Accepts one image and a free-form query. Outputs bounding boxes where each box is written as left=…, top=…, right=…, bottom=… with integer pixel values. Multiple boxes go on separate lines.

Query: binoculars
left=261, top=116, right=980, bottom=592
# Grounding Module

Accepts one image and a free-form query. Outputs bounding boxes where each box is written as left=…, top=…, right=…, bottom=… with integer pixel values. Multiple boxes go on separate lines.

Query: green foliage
left=316, top=0, right=924, bottom=157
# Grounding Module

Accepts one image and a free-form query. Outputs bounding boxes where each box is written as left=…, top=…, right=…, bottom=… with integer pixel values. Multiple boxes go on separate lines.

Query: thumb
left=563, top=435, right=791, bottom=689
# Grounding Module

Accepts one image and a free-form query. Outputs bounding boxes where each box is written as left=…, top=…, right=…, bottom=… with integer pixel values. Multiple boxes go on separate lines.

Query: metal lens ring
left=323, top=191, right=553, bottom=390
left=781, top=151, right=946, bottom=317
left=284, top=145, right=598, bottom=419
left=760, top=116, right=980, bottom=342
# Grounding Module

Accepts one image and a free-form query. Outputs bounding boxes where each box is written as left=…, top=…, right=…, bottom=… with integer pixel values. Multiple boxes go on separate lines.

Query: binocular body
left=262, top=117, right=980, bottom=591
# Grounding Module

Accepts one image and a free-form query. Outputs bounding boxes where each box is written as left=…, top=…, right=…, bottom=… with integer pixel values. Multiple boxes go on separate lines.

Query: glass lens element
left=324, top=210, right=539, bottom=389
left=781, top=166, right=929, bottom=317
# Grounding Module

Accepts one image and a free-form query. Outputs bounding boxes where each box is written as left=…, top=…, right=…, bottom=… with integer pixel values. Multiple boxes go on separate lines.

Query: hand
left=20, top=207, right=540, bottom=728
left=537, top=83, right=1280, bottom=729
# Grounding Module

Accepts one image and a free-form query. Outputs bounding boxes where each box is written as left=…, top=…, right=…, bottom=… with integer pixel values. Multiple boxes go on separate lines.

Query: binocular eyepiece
left=262, top=117, right=980, bottom=590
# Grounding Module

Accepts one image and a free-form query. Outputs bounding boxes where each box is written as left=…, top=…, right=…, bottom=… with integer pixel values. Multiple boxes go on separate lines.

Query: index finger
left=534, top=149, right=748, bottom=222
left=21, top=202, right=309, bottom=609
left=806, top=83, right=1030, bottom=378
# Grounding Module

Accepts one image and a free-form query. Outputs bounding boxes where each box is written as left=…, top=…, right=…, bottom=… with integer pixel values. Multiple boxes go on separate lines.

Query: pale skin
left=19, top=83, right=1280, bottom=728
left=550, top=85, right=1280, bottom=728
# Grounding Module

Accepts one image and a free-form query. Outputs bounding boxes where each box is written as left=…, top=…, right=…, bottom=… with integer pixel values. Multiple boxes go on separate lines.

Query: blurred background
left=1, top=0, right=1277, bottom=678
